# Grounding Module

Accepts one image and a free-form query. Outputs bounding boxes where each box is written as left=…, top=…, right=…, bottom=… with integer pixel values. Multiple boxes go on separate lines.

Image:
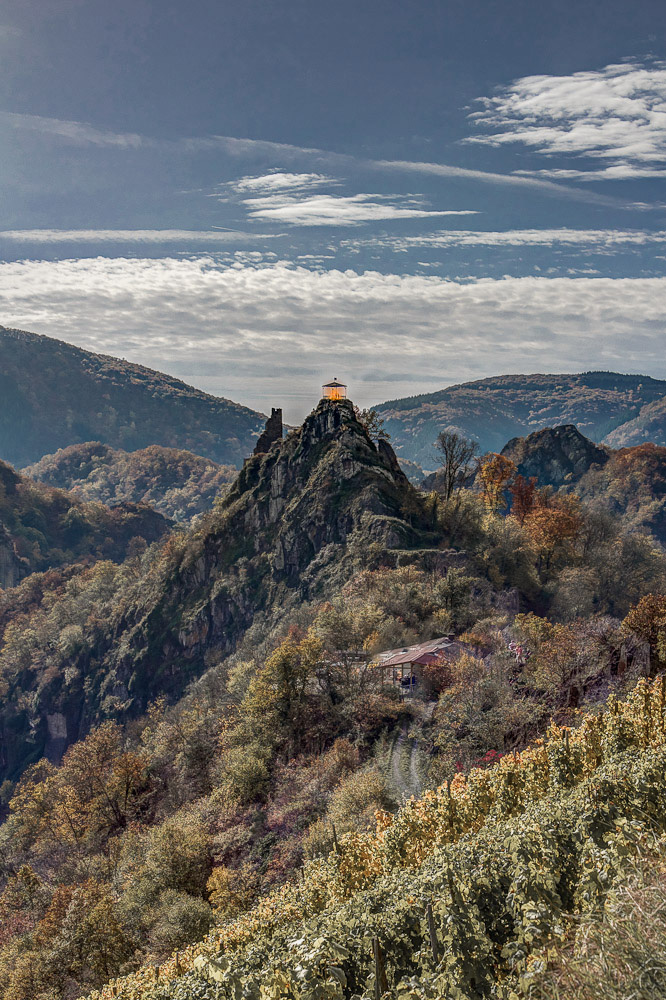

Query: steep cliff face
left=114, top=399, right=425, bottom=675
left=501, top=424, right=609, bottom=487
left=0, top=400, right=436, bottom=782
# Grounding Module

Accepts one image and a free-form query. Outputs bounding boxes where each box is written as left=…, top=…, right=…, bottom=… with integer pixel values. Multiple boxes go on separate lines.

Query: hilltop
left=24, top=442, right=237, bottom=522
left=0, top=327, right=265, bottom=468
left=374, top=372, right=666, bottom=469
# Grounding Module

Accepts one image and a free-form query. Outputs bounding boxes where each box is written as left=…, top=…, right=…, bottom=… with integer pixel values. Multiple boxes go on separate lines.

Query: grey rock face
left=502, top=424, right=609, bottom=488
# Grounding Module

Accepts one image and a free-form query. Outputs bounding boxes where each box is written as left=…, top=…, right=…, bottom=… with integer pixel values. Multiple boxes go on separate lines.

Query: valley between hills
left=1, top=326, right=666, bottom=1000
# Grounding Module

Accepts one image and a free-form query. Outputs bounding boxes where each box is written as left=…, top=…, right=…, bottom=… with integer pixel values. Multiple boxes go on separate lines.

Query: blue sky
left=1, top=0, right=666, bottom=420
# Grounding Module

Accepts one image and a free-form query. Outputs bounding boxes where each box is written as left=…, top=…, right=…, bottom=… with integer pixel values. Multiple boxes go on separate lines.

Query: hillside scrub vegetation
left=0, top=458, right=169, bottom=588
left=71, top=673, right=666, bottom=1000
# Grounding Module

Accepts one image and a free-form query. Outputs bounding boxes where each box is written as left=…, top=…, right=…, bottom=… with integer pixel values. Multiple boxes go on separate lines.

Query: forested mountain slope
left=0, top=327, right=265, bottom=468
left=0, top=399, right=438, bottom=784
left=0, top=458, right=169, bottom=589
left=24, top=442, right=237, bottom=522
left=2, top=397, right=666, bottom=1000
left=605, top=394, right=666, bottom=448
left=375, top=372, right=666, bottom=469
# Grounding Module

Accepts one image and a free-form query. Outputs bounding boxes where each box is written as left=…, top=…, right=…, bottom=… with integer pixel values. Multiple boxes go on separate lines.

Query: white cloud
left=240, top=192, right=477, bottom=226
left=222, top=171, right=478, bottom=226
left=343, top=228, right=666, bottom=250
left=1, top=257, right=665, bottom=417
left=229, top=172, right=332, bottom=193
left=0, top=229, right=276, bottom=243
left=468, top=60, right=666, bottom=179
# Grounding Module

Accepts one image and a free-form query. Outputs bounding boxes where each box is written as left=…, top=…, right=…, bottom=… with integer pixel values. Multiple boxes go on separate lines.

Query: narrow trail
left=409, top=739, right=422, bottom=796
left=390, top=722, right=422, bottom=800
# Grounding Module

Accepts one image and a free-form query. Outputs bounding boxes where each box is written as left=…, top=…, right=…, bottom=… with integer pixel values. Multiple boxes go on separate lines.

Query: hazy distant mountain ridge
left=24, top=442, right=237, bottom=522
left=0, top=326, right=265, bottom=468
left=375, top=372, right=666, bottom=468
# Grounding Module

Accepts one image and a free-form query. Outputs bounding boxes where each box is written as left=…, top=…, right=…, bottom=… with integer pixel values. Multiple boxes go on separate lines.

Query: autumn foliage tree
left=621, top=593, right=666, bottom=671
left=477, top=454, right=517, bottom=510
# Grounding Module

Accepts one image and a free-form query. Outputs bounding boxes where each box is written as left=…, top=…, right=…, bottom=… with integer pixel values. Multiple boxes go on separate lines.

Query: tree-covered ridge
left=0, top=458, right=169, bottom=589
left=24, top=443, right=238, bottom=523
left=374, top=372, right=666, bottom=468
left=0, top=327, right=265, bottom=469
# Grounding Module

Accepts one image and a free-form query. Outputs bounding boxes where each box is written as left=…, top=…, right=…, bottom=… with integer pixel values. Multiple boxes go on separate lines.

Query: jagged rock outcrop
left=501, top=424, right=609, bottom=487
left=253, top=408, right=283, bottom=455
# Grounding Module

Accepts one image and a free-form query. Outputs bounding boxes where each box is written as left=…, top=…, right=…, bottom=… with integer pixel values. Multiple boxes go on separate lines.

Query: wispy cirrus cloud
left=0, top=110, right=144, bottom=148
left=241, top=193, right=477, bottom=226
left=467, top=60, right=666, bottom=180
left=0, top=109, right=633, bottom=206
left=0, top=228, right=277, bottom=244
left=343, top=228, right=666, bottom=250
left=228, top=172, right=332, bottom=193
left=1, top=256, right=665, bottom=418
left=222, top=171, right=477, bottom=226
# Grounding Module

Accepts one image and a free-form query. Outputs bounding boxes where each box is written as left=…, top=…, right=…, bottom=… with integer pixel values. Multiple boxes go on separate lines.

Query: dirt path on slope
left=391, top=723, right=422, bottom=800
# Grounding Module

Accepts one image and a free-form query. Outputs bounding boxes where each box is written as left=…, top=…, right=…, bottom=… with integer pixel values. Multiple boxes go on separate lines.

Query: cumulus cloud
left=468, top=60, right=666, bottom=179
left=343, top=228, right=666, bottom=250
left=1, top=256, right=665, bottom=416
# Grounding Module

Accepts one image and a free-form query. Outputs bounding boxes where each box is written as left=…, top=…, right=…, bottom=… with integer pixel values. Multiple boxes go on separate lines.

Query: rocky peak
left=113, top=399, right=424, bottom=689
left=253, top=407, right=283, bottom=455
left=501, top=424, right=609, bottom=488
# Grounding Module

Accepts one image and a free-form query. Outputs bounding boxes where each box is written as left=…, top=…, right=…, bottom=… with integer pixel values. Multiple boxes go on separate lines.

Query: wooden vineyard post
left=332, top=822, right=340, bottom=854
left=372, top=937, right=388, bottom=998
left=426, top=902, right=440, bottom=965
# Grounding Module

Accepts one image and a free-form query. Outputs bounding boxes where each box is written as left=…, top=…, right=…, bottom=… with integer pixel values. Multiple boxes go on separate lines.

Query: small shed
left=373, top=635, right=471, bottom=696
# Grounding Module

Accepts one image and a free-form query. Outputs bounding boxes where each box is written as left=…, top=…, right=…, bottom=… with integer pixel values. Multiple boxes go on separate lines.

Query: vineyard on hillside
left=89, top=675, right=666, bottom=1000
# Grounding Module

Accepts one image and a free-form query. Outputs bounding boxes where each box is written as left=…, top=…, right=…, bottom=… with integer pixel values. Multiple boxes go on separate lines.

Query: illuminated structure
left=322, top=378, right=347, bottom=401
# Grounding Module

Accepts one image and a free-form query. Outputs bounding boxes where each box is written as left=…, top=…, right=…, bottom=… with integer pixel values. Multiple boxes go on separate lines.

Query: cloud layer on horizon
left=343, top=227, right=666, bottom=250
left=1, top=256, right=665, bottom=415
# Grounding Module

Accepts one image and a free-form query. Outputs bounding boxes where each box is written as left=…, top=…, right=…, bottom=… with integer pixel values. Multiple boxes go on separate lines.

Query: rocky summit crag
left=501, top=424, right=610, bottom=488
left=0, top=399, right=437, bottom=783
